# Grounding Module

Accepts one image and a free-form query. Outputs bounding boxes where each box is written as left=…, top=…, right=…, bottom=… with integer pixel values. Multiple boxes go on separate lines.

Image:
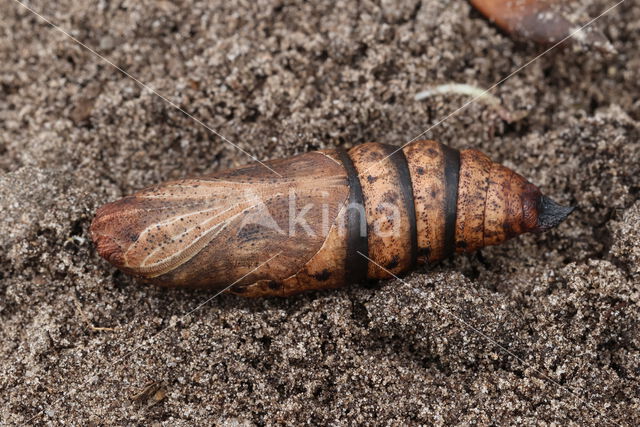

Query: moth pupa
left=91, top=140, right=573, bottom=297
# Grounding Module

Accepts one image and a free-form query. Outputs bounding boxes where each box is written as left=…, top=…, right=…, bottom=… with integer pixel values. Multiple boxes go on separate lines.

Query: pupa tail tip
left=536, top=196, right=575, bottom=231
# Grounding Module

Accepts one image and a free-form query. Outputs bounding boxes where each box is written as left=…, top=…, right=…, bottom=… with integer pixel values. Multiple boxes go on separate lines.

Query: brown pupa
left=91, top=140, right=573, bottom=297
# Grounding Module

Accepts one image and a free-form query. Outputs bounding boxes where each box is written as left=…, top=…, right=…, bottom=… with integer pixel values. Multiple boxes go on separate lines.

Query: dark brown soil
left=1, top=0, right=638, bottom=424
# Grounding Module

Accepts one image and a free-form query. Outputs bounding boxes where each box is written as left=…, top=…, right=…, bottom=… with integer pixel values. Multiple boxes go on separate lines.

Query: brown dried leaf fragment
left=470, top=0, right=614, bottom=53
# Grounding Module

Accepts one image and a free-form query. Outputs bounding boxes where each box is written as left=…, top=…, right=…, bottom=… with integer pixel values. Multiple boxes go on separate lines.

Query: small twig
left=414, top=83, right=527, bottom=123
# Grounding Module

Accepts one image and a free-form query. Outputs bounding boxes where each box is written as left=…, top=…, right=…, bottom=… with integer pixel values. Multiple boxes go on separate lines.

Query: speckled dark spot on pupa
left=268, top=280, right=281, bottom=290
left=311, top=269, right=332, bottom=281
left=366, top=150, right=383, bottom=162
left=237, top=224, right=268, bottom=242
left=419, top=247, right=431, bottom=258
left=231, top=284, right=247, bottom=293
left=385, top=255, right=400, bottom=270
left=382, top=190, right=398, bottom=204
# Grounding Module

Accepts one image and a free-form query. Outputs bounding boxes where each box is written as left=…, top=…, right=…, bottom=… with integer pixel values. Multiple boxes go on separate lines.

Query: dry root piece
left=414, top=83, right=528, bottom=123
left=470, top=0, right=614, bottom=53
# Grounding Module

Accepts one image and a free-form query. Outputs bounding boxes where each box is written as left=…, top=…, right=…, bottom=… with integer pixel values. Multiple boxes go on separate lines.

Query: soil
left=1, top=0, right=638, bottom=425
